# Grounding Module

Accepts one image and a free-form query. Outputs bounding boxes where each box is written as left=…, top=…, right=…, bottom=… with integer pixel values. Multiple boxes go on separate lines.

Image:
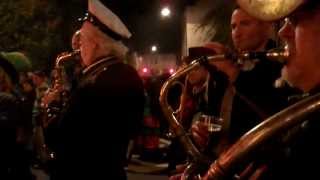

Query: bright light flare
left=142, top=67, right=148, bottom=73
left=161, top=7, right=171, bottom=17
left=151, top=45, right=157, bottom=52
left=169, top=68, right=175, bottom=74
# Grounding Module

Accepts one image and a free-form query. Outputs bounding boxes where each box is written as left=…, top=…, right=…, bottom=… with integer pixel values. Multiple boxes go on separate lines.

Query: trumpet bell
left=237, top=0, right=304, bottom=21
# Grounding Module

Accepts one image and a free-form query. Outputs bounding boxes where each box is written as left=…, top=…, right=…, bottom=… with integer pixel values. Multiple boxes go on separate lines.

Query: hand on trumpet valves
left=203, top=42, right=240, bottom=82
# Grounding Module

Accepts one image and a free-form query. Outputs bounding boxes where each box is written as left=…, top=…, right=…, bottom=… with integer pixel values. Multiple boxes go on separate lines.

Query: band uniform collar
left=82, top=56, right=115, bottom=75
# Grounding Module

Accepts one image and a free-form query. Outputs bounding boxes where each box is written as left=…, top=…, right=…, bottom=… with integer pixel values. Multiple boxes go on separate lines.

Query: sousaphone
left=237, top=0, right=304, bottom=21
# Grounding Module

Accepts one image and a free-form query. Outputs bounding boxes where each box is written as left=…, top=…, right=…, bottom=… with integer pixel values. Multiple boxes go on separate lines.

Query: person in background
left=167, top=46, right=233, bottom=175
left=31, top=70, right=49, bottom=117
left=0, top=53, right=34, bottom=180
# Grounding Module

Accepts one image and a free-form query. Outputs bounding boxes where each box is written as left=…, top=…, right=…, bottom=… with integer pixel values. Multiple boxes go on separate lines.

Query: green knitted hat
left=0, top=51, right=32, bottom=72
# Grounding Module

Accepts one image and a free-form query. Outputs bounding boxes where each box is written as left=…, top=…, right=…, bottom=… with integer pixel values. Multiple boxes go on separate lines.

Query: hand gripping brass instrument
left=35, top=49, right=80, bottom=163
left=41, top=49, right=80, bottom=127
left=159, top=48, right=289, bottom=180
left=202, top=92, right=320, bottom=180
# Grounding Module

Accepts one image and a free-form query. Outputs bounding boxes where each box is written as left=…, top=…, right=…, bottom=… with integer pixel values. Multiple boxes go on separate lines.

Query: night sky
left=101, top=0, right=186, bottom=54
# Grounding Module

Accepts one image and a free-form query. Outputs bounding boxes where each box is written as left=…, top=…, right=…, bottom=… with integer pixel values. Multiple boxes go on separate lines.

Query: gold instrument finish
left=236, top=47, right=289, bottom=64
left=160, top=60, right=211, bottom=165
left=41, top=49, right=80, bottom=127
left=203, top=92, right=320, bottom=180
left=35, top=49, right=80, bottom=164
left=237, top=0, right=304, bottom=21
left=55, top=49, right=80, bottom=68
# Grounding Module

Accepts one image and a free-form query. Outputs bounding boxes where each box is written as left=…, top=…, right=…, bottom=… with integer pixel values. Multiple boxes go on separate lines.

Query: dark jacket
left=55, top=57, right=145, bottom=180
left=261, top=88, right=320, bottom=180
left=0, top=92, right=20, bottom=152
left=229, top=40, right=291, bottom=143
left=0, top=92, right=34, bottom=180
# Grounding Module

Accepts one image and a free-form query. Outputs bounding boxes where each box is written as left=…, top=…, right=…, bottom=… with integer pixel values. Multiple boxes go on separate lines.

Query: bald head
left=231, top=8, right=274, bottom=52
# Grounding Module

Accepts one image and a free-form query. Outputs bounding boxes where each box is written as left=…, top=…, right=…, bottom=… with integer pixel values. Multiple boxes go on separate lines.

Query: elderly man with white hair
left=53, top=1, right=145, bottom=180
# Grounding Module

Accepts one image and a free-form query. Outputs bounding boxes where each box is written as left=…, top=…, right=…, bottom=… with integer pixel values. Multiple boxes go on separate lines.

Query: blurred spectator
left=0, top=53, right=34, bottom=180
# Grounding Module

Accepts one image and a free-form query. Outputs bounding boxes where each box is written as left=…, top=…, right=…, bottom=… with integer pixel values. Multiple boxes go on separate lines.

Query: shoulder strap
left=212, top=84, right=236, bottom=155
left=219, top=84, right=236, bottom=134
left=236, top=90, right=269, bottom=119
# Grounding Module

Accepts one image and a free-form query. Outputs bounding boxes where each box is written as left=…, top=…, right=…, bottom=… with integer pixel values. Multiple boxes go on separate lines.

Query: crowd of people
left=1, top=0, right=320, bottom=179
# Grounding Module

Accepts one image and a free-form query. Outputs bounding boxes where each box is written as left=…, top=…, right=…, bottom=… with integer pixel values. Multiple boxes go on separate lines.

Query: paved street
left=33, top=167, right=169, bottom=180
left=127, top=155, right=169, bottom=180
left=32, top=139, right=171, bottom=180
left=32, top=154, right=169, bottom=180
left=128, top=173, right=168, bottom=180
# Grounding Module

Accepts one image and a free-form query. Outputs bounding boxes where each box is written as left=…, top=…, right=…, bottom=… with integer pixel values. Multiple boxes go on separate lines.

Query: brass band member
left=191, top=7, right=292, bottom=149
left=236, top=0, right=320, bottom=179
left=53, top=1, right=145, bottom=180
left=170, top=6, right=294, bottom=180
left=167, top=47, right=232, bottom=174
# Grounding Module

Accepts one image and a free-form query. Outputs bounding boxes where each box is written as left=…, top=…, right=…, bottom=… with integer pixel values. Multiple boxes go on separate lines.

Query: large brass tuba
left=237, top=0, right=304, bottom=21
left=202, top=93, right=320, bottom=179
left=159, top=49, right=289, bottom=179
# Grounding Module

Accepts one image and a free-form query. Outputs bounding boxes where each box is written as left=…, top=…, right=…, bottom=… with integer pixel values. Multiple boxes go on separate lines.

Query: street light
left=142, top=67, right=148, bottom=73
left=169, top=68, right=175, bottom=74
left=151, top=45, right=157, bottom=52
left=161, top=7, right=171, bottom=17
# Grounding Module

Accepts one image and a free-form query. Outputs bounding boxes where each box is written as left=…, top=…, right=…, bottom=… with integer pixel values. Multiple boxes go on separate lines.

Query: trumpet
left=159, top=48, right=289, bottom=180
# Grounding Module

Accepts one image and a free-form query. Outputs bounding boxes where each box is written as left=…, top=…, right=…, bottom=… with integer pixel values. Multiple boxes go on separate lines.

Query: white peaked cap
left=88, top=0, right=132, bottom=39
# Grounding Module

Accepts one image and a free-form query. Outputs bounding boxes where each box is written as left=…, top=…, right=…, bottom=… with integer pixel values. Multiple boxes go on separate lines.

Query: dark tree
left=0, top=0, right=86, bottom=71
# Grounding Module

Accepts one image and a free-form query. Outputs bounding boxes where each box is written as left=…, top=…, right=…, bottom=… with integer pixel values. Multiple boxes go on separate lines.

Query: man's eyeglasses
left=284, top=16, right=298, bottom=27
left=283, top=1, right=320, bottom=27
